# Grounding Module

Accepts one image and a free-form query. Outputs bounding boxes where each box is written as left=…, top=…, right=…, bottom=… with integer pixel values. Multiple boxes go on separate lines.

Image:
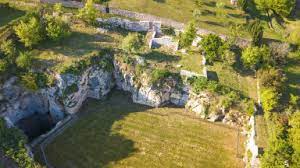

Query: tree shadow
left=204, top=1, right=216, bottom=7
left=153, top=0, right=166, bottom=3
left=0, top=5, right=25, bottom=27
left=37, top=31, right=115, bottom=58
left=202, top=20, right=225, bottom=27
left=228, top=13, right=245, bottom=19
left=201, top=10, right=216, bottom=16
left=39, top=90, right=153, bottom=167
left=140, top=50, right=180, bottom=63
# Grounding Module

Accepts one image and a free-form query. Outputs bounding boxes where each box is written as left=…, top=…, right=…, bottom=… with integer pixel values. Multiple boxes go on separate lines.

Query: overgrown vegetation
left=0, top=118, right=41, bottom=168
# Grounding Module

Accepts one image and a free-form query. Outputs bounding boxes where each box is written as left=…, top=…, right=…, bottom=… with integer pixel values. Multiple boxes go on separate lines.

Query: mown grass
left=44, top=91, right=245, bottom=168
left=255, top=115, right=269, bottom=153
left=207, top=62, right=258, bottom=99
left=32, top=22, right=126, bottom=72
left=108, top=0, right=298, bottom=41
left=285, top=51, right=300, bottom=97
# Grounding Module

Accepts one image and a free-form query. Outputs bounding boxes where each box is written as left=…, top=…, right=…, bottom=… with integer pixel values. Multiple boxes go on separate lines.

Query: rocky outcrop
left=0, top=78, right=49, bottom=124
left=185, top=92, right=210, bottom=118
left=113, top=59, right=184, bottom=107
left=57, top=66, right=114, bottom=114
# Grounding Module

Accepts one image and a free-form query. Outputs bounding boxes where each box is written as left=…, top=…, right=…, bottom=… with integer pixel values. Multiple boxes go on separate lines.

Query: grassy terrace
left=42, top=91, right=245, bottom=168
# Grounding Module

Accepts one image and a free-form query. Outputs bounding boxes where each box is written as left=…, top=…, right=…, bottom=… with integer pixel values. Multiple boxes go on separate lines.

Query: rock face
left=185, top=92, right=210, bottom=118
left=0, top=78, right=49, bottom=124
left=0, top=66, right=114, bottom=126
left=57, top=66, right=114, bottom=114
left=113, top=59, right=184, bottom=107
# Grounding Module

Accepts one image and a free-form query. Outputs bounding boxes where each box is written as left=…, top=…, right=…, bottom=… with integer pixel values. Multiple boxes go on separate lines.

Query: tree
left=261, top=88, right=280, bottom=119
left=199, top=34, right=224, bottom=63
left=241, top=46, right=262, bottom=69
left=0, top=59, right=9, bottom=73
left=248, top=19, right=264, bottom=46
left=261, top=120, right=292, bottom=168
left=78, top=0, right=99, bottom=25
left=179, top=21, right=197, bottom=48
left=0, top=39, right=16, bottom=60
left=14, top=16, right=44, bottom=48
left=16, top=52, right=33, bottom=69
left=289, top=112, right=300, bottom=168
left=254, top=0, right=296, bottom=27
left=46, top=15, right=70, bottom=42
left=121, top=33, right=144, bottom=53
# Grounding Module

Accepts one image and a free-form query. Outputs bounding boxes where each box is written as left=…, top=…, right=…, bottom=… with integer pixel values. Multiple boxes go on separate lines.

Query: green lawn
left=255, top=115, right=268, bottom=154
left=285, top=51, right=300, bottom=97
left=207, top=62, right=258, bottom=99
left=42, top=91, right=245, bottom=168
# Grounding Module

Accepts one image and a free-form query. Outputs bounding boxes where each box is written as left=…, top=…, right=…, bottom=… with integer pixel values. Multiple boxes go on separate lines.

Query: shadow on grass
left=140, top=50, right=180, bottom=63
left=41, top=90, right=151, bottom=167
left=0, top=5, right=25, bottom=27
left=38, top=31, right=115, bottom=58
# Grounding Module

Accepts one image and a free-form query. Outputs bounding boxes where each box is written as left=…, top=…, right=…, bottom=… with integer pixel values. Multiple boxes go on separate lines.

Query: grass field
left=285, top=51, right=300, bottom=97
left=43, top=91, right=245, bottom=168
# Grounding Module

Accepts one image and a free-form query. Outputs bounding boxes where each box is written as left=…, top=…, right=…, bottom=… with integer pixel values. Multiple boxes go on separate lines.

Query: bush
left=16, top=52, right=33, bottom=69
left=241, top=46, right=262, bottom=69
left=0, top=118, right=41, bottom=168
left=20, top=72, right=48, bottom=91
left=199, top=34, right=225, bottom=63
left=269, top=42, right=290, bottom=66
left=121, top=33, right=144, bottom=53
left=46, top=15, right=71, bottom=42
left=162, top=26, right=176, bottom=36
left=0, top=39, right=16, bottom=60
left=78, top=0, right=99, bottom=25
left=14, top=16, right=44, bottom=48
left=258, top=68, right=287, bottom=91
left=246, top=99, right=256, bottom=116
left=261, top=88, right=280, bottom=119
left=150, top=69, right=172, bottom=84
left=179, top=21, right=197, bottom=48
left=222, top=49, right=236, bottom=66
left=0, top=59, right=9, bottom=73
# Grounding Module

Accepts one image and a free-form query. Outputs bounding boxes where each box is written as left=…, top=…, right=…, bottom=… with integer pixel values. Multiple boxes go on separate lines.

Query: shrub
left=237, top=0, right=248, bottom=11
left=20, top=72, right=48, bottom=91
left=0, top=59, right=9, bottom=73
left=0, top=39, right=16, bottom=59
left=150, top=69, right=172, bottom=84
left=200, top=34, right=225, bottom=63
left=46, top=15, right=71, bottom=42
left=14, top=16, right=44, bottom=48
left=222, top=91, right=240, bottom=109
left=63, top=83, right=79, bottom=96
left=269, top=42, right=290, bottom=66
left=246, top=99, right=256, bottom=116
left=288, top=29, right=300, bottom=46
left=53, top=3, right=63, bottom=15
left=0, top=118, right=41, bottom=168
left=241, top=46, right=262, bottom=69
left=16, top=52, right=33, bottom=69
left=222, top=49, right=236, bottom=66
left=258, top=68, right=287, bottom=91
left=179, top=21, right=197, bottom=48
left=121, top=33, right=144, bottom=53
left=78, top=0, right=99, bottom=25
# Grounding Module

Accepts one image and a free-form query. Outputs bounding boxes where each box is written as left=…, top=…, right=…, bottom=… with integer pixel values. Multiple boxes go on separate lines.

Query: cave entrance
left=16, top=112, right=55, bottom=141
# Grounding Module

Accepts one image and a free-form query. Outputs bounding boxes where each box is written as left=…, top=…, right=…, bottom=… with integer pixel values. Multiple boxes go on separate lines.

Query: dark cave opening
left=16, top=112, right=55, bottom=142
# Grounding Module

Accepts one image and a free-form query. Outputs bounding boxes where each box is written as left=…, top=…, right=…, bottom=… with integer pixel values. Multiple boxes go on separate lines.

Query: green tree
left=121, top=33, right=144, bottom=53
left=0, top=39, right=16, bottom=59
left=78, top=0, right=99, bottom=25
left=46, top=15, right=70, bottom=42
left=289, top=112, right=300, bottom=168
left=261, top=88, right=280, bottom=119
left=255, top=0, right=296, bottom=27
left=16, top=52, right=33, bottom=69
left=248, top=19, right=264, bottom=46
left=14, top=16, right=44, bottom=48
left=199, top=34, right=224, bottom=63
left=241, top=46, right=262, bottom=69
left=0, top=59, right=9, bottom=73
left=179, top=21, right=197, bottom=48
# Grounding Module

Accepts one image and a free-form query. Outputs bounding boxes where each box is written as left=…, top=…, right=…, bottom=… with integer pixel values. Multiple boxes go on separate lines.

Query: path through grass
left=43, top=90, right=245, bottom=168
